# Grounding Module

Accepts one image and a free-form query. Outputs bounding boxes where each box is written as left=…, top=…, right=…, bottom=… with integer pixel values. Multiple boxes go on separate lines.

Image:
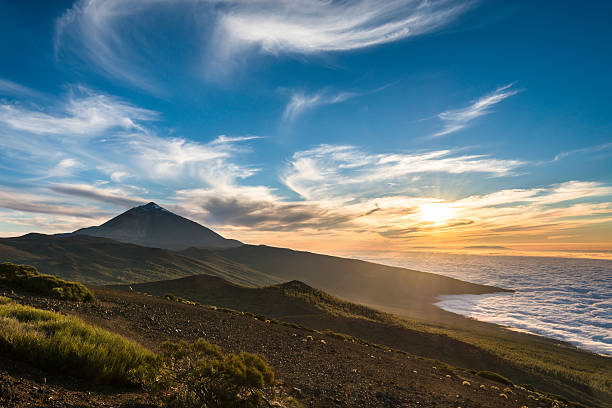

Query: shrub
left=132, top=338, right=274, bottom=408
left=0, top=302, right=153, bottom=384
left=0, top=296, right=11, bottom=305
left=0, top=263, right=95, bottom=302
left=476, top=371, right=513, bottom=386
left=164, top=292, right=198, bottom=306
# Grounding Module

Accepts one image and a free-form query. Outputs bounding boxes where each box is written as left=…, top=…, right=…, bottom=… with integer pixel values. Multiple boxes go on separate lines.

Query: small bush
left=0, top=296, right=12, bottom=305
left=0, top=263, right=95, bottom=302
left=476, top=371, right=513, bottom=386
left=164, top=292, right=198, bottom=306
left=132, top=338, right=274, bottom=408
left=0, top=302, right=153, bottom=384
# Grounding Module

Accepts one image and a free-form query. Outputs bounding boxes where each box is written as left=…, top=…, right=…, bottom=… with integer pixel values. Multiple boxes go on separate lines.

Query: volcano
left=72, top=202, right=242, bottom=250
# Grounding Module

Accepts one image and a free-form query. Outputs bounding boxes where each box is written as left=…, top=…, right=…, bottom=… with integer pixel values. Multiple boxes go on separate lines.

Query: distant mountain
left=0, top=233, right=277, bottom=286
left=72, top=202, right=242, bottom=250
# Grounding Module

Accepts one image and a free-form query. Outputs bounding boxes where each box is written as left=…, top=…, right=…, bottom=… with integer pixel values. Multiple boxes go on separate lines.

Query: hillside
left=72, top=202, right=242, bottom=250
left=0, top=283, right=581, bottom=408
left=112, top=275, right=523, bottom=371
left=112, top=274, right=612, bottom=407
left=0, top=234, right=278, bottom=286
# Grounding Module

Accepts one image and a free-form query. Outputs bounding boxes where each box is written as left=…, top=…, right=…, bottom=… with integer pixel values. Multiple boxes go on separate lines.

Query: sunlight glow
left=419, top=202, right=456, bottom=224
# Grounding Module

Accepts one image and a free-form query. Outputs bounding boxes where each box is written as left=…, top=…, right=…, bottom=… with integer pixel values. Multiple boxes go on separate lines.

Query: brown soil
left=0, top=286, right=555, bottom=407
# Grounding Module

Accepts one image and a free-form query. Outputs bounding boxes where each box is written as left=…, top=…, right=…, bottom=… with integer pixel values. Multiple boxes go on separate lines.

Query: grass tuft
left=476, top=370, right=514, bottom=386
left=0, top=302, right=153, bottom=384
left=0, top=263, right=95, bottom=302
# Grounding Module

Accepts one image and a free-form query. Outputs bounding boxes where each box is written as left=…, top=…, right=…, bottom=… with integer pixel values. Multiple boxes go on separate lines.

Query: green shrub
left=132, top=338, right=274, bottom=408
left=476, top=370, right=513, bottom=386
left=0, top=296, right=11, bottom=305
left=164, top=292, right=178, bottom=301
left=164, top=292, right=198, bottom=306
left=0, top=263, right=95, bottom=302
left=0, top=302, right=153, bottom=384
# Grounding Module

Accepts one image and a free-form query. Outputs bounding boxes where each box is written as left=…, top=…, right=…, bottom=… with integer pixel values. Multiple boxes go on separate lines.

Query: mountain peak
left=137, top=202, right=168, bottom=212
left=72, top=202, right=242, bottom=250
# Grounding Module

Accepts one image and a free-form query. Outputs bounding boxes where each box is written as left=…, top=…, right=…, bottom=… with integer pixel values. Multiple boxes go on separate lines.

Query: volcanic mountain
left=72, top=202, right=242, bottom=250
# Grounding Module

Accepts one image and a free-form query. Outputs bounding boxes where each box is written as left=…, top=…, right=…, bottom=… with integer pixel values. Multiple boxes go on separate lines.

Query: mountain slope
left=0, top=234, right=277, bottom=286
left=72, top=202, right=241, bottom=250
left=211, top=244, right=510, bottom=316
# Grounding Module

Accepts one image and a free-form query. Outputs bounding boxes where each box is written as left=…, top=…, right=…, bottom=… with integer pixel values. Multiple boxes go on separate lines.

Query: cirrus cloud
left=55, top=0, right=474, bottom=88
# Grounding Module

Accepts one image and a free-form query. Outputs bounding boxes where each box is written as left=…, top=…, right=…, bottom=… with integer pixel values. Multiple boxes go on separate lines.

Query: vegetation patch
left=476, top=371, right=513, bottom=386
left=0, top=301, right=153, bottom=384
left=164, top=292, right=198, bottom=306
left=132, top=338, right=274, bottom=408
left=0, top=263, right=95, bottom=302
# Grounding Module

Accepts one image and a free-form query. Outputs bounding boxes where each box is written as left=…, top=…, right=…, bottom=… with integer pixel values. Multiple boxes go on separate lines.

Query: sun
left=419, top=202, right=456, bottom=224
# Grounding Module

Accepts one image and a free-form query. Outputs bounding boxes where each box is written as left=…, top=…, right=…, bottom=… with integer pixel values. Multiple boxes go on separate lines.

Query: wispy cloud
left=216, top=0, right=471, bottom=54
left=0, top=189, right=108, bottom=219
left=432, top=83, right=520, bottom=137
left=553, top=141, right=612, bottom=161
left=0, top=87, right=156, bottom=136
left=54, top=0, right=473, bottom=88
left=0, top=78, right=48, bottom=100
left=210, top=135, right=264, bottom=144
left=283, top=90, right=358, bottom=122
left=47, top=158, right=84, bottom=179
left=0, top=87, right=261, bottom=188
left=48, top=184, right=145, bottom=208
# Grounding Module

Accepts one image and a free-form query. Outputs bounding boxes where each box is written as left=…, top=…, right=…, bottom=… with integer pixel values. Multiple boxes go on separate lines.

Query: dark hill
left=0, top=233, right=277, bottom=286
left=72, top=202, right=242, bottom=250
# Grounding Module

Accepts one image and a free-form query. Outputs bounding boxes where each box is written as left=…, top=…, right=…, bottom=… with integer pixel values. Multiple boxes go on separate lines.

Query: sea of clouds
left=391, top=252, right=611, bottom=355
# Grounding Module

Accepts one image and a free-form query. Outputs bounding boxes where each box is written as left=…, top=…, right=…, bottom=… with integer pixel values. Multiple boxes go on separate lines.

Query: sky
left=0, top=0, right=611, bottom=260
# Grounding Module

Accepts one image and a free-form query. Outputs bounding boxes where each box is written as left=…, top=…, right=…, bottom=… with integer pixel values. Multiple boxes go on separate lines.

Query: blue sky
left=0, top=0, right=611, bottom=256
